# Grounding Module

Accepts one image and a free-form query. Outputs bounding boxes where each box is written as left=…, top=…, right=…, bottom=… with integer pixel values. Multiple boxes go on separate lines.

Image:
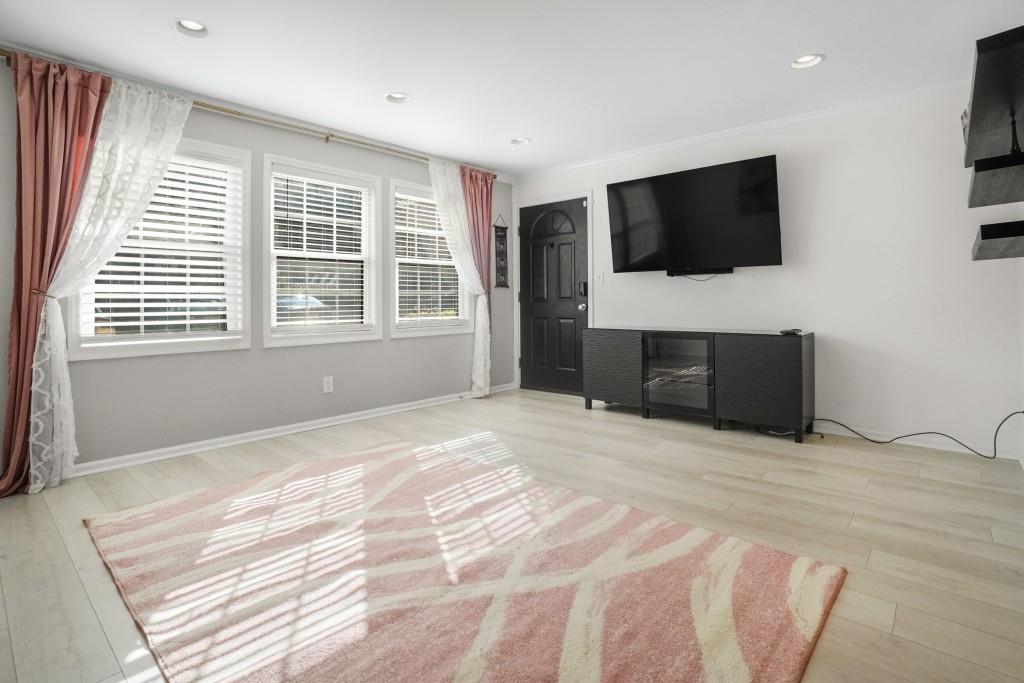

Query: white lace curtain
left=428, top=158, right=491, bottom=397
left=27, top=79, right=191, bottom=492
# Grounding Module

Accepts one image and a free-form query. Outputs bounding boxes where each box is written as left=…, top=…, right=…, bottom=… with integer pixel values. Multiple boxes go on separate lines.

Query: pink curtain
left=0, top=54, right=110, bottom=496
left=459, top=166, right=495, bottom=319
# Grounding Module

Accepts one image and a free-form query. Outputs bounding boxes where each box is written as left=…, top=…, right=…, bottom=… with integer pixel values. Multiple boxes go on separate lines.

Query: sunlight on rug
left=85, top=436, right=845, bottom=683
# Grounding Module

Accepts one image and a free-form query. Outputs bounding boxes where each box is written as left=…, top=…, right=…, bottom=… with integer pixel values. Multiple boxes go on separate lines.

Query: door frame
left=512, top=188, right=596, bottom=389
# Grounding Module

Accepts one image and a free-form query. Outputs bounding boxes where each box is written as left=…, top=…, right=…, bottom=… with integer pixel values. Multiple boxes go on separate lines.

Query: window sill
left=391, top=320, right=474, bottom=339
left=264, top=326, right=383, bottom=348
left=70, top=334, right=251, bottom=361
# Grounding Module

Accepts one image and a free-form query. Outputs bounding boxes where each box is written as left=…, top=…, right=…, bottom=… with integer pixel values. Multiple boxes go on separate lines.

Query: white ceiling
left=1, top=0, right=1023, bottom=176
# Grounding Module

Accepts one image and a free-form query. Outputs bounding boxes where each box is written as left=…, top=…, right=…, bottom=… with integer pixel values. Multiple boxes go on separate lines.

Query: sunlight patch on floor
left=142, top=464, right=371, bottom=681
left=417, top=431, right=549, bottom=582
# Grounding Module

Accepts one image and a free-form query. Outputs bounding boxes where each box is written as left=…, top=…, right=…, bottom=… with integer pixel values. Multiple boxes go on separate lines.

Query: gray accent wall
left=0, top=70, right=514, bottom=464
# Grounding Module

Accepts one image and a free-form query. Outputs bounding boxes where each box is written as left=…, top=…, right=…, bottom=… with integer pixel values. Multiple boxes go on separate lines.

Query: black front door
left=519, top=197, right=589, bottom=394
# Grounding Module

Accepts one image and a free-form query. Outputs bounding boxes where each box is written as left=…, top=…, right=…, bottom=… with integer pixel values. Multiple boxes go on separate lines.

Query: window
left=391, top=181, right=470, bottom=337
left=265, top=156, right=381, bottom=346
left=72, top=140, right=250, bottom=360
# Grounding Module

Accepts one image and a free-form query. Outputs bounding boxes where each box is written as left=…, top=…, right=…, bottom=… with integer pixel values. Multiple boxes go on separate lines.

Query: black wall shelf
left=964, top=25, right=1024, bottom=169
left=972, top=220, right=1024, bottom=261
left=969, top=153, right=1024, bottom=207
left=963, top=24, right=1024, bottom=260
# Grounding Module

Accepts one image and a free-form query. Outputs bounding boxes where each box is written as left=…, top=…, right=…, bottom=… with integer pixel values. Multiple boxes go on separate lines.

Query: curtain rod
left=0, top=46, right=498, bottom=178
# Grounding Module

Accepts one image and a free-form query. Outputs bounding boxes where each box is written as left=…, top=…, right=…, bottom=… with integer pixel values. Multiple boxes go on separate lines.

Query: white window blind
left=394, top=192, right=462, bottom=322
left=79, top=151, right=245, bottom=343
left=271, top=172, right=371, bottom=330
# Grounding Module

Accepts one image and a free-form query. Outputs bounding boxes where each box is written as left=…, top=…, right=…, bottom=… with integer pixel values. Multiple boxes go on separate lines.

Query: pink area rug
left=86, top=440, right=845, bottom=682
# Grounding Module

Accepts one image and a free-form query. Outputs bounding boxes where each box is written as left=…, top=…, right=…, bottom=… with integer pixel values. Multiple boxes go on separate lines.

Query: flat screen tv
left=606, top=155, right=782, bottom=275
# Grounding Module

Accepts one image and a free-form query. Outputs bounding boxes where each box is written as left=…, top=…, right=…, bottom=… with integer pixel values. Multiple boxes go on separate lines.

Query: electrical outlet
left=322, top=376, right=334, bottom=394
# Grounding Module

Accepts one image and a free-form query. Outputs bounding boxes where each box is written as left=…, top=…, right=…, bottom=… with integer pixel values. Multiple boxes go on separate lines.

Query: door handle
left=578, top=303, right=587, bottom=311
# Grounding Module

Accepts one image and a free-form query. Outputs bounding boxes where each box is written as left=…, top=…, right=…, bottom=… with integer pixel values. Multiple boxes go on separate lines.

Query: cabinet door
left=643, top=332, right=715, bottom=416
left=715, top=334, right=802, bottom=428
left=583, top=329, right=642, bottom=406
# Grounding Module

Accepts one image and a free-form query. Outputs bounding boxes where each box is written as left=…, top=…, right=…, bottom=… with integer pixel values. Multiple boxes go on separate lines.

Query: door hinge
left=517, top=357, right=522, bottom=368
left=517, top=292, right=523, bottom=303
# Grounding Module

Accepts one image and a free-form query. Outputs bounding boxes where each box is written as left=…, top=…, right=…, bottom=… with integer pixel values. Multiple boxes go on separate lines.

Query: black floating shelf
left=969, top=152, right=1024, bottom=207
left=964, top=25, right=1024, bottom=168
left=972, top=220, right=1024, bottom=261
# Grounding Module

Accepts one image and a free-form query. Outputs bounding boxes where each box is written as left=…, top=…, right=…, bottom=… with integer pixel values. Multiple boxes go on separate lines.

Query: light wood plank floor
left=2, top=388, right=1024, bottom=683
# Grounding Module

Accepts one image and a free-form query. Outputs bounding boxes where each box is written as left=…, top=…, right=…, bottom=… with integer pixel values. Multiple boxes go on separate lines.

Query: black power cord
left=682, top=274, right=718, bottom=282
left=756, top=412, right=1024, bottom=460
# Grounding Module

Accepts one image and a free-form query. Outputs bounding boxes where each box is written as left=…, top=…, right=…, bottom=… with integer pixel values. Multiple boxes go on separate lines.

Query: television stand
left=582, top=327, right=814, bottom=442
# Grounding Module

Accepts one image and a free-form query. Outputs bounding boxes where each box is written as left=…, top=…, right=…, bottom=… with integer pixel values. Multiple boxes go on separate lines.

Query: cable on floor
left=754, top=413, right=1024, bottom=460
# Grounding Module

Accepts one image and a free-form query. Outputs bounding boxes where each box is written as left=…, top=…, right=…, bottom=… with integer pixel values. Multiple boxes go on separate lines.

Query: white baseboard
left=78, top=382, right=1016, bottom=480
left=813, top=421, right=1023, bottom=465
left=67, top=384, right=519, bottom=479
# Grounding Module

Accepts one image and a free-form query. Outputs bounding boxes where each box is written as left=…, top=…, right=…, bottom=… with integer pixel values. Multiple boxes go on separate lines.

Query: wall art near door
left=494, top=219, right=510, bottom=288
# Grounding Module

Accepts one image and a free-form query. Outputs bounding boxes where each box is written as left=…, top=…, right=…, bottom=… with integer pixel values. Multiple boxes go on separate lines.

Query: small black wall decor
left=494, top=216, right=509, bottom=288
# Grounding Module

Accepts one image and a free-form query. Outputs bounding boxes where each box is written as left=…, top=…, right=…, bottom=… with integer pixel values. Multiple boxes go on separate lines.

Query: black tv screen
left=606, top=155, right=782, bottom=274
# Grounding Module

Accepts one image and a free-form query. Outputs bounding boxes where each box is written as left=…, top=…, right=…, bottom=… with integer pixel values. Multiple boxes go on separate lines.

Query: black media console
left=582, top=327, right=814, bottom=442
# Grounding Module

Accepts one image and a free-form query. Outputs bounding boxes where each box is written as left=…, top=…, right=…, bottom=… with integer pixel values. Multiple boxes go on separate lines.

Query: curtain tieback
left=31, top=288, right=57, bottom=300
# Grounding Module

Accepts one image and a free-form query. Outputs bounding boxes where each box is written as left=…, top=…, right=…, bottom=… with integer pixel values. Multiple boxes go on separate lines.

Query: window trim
left=69, top=138, right=252, bottom=362
left=388, top=180, right=473, bottom=340
left=263, top=154, right=383, bottom=348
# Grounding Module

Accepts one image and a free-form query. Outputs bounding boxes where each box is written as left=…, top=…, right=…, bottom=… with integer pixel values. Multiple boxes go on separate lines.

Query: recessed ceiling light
left=175, top=18, right=209, bottom=37
left=791, top=53, right=825, bottom=69
left=510, top=137, right=532, bottom=145
left=385, top=92, right=410, bottom=103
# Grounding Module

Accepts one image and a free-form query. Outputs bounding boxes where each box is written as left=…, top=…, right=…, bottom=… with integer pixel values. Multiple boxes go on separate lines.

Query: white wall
left=0, top=68, right=515, bottom=464
left=516, top=82, right=1024, bottom=459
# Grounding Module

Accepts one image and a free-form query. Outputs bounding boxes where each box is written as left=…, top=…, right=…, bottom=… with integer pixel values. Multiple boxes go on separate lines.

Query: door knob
left=578, top=303, right=587, bottom=311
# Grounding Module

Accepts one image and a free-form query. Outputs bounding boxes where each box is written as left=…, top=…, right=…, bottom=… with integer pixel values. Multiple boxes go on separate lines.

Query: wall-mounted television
left=606, top=155, right=782, bottom=275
